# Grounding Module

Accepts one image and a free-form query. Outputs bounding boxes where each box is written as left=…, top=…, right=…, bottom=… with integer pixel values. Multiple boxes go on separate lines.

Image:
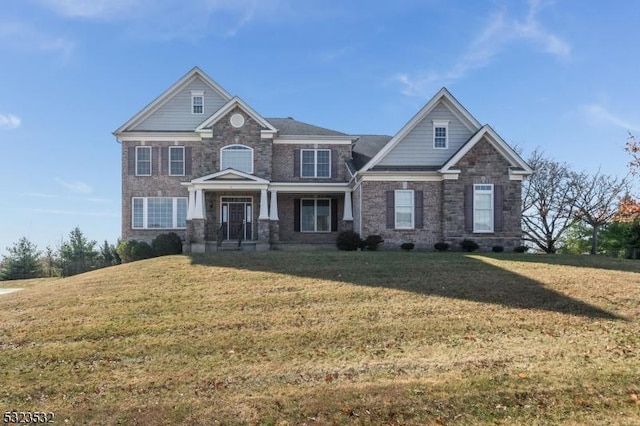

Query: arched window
left=220, top=144, right=253, bottom=174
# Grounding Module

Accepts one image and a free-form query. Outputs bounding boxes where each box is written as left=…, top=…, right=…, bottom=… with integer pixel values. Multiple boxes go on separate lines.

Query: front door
left=228, top=203, right=245, bottom=240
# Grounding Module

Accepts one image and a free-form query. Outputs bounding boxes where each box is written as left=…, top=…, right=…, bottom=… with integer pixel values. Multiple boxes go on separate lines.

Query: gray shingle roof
left=350, top=134, right=393, bottom=170
left=266, top=117, right=348, bottom=136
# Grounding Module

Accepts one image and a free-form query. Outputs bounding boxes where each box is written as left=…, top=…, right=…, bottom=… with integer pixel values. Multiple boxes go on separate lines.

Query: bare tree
left=574, top=170, right=629, bottom=255
left=522, top=150, right=579, bottom=253
left=626, top=132, right=640, bottom=176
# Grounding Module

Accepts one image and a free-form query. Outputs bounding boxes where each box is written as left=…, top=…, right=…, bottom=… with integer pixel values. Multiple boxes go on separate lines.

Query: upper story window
left=169, top=146, right=185, bottom=176
left=221, top=144, right=253, bottom=174
left=301, top=149, right=331, bottom=178
left=473, top=184, right=494, bottom=233
left=433, top=120, right=449, bottom=149
left=394, top=190, right=414, bottom=229
left=135, top=146, right=152, bottom=176
left=191, top=91, right=204, bottom=114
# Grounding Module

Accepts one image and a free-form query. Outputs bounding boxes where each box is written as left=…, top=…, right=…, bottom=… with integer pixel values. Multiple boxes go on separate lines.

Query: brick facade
left=272, top=144, right=352, bottom=182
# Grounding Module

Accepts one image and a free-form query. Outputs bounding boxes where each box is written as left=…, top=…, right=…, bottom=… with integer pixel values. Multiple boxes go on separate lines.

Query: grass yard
left=0, top=252, right=639, bottom=425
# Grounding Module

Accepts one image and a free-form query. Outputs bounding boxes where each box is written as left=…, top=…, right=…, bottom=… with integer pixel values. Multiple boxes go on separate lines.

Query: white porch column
left=259, top=189, right=269, bottom=219
left=269, top=190, right=279, bottom=220
left=193, top=189, right=206, bottom=220
left=187, top=188, right=196, bottom=220
left=343, top=190, right=353, bottom=221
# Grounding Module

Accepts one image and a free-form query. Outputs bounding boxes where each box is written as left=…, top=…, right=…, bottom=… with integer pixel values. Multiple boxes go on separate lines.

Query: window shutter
left=128, top=147, right=136, bottom=175
left=185, top=147, right=192, bottom=175
left=331, top=198, right=338, bottom=232
left=294, top=198, right=301, bottom=232
left=293, top=150, right=300, bottom=177
left=386, top=191, right=395, bottom=229
left=161, top=147, right=169, bottom=175
left=331, top=149, right=338, bottom=179
left=414, top=190, right=424, bottom=229
left=494, top=185, right=504, bottom=232
left=152, top=147, right=160, bottom=176
left=464, top=185, right=473, bottom=232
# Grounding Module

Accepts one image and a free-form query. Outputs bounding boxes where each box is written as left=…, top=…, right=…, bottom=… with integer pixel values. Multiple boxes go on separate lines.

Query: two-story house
left=114, top=67, right=531, bottom=252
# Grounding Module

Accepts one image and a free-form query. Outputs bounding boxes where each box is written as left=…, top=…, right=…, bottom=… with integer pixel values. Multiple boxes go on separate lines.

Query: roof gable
left=440, top=125, right=532, bottom=175
left=195, top=97, right=277, bottom=133
left=190, top=169, right=270, bottom=184
left=114, top=67, right=232, bottom=135
left=360, top=88, right=482, bottom=172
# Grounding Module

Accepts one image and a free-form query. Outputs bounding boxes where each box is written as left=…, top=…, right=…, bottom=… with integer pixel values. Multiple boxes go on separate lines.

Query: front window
left=135, top=146, right=151, bottom=176
left=192, top=91, right=204, bottom=114
left=169, top=146, right=185, bottom=176
left=132, top=197, right=188, bottom=229
left=474, top=184, right=494, bottom=232
left=395, top=190, right=414, bottom=229
left=301, top=199, right=331, bottom=232
left=301, top=149, right=331, bottom=178
left=221, top=144, right=253, bottom=174
left=433, top=120, right=449, bottom=149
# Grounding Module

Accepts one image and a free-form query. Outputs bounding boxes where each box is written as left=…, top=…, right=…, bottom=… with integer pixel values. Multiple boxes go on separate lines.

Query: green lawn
left=0, top=252, right=639, bottom=425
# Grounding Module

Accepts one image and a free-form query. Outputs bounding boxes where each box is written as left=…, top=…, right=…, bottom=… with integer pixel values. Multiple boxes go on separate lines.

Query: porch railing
left=213, top=222, right=246, bottom=250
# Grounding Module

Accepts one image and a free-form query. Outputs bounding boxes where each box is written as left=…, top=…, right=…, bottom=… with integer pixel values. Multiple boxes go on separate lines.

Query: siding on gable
left=132, top=77, right=229, bottom=131
left=378, top=101, right=474, bottom=167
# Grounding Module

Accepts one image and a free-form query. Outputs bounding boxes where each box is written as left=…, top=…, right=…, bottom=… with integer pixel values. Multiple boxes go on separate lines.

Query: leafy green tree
left=0, top=237, right=41, bottom=280
left=559, top=222, right=592, bottom=254
left=59, top=227, right=98, bottom=276
left=98, top=240, right=120, bottom=267
left=41, top=245, right=60, bottom=277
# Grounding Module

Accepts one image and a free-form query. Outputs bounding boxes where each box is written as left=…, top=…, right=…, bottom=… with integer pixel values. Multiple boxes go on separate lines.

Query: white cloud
left=0, top=113, right=21, bottom=130
left=34, top=0, right=139, bottom=19
left=0, top=20, right=75, bottom=59
left=55, top=178, right=94, bottom=194
left=582, top=104, right=640, bottom=133
left=396, top=0, right=571, bottom=97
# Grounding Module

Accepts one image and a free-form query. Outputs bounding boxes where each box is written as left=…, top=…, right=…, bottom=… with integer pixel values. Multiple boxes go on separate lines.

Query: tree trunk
left=590, top=224, right=599, bottom=255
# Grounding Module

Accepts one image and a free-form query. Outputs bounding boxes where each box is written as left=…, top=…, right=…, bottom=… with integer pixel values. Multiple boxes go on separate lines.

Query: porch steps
left=216, top=241, right=257, bottom=252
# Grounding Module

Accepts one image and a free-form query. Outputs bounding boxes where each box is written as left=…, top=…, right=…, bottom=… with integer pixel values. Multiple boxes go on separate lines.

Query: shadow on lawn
left=493, top=253, right=640, bottom=274
left=190, top=252, right=624, bottom=321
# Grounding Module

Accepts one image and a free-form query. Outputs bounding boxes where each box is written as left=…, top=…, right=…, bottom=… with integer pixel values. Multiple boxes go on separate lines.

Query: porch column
left=343, top=190, right=353, bottom=221
left=269, top=190, right=279, bottom=220
left=187, top=188, right=196, bottom=220
left=193, top=189, right=206, bottom=220
left=258, top=189, right=269, bottom=219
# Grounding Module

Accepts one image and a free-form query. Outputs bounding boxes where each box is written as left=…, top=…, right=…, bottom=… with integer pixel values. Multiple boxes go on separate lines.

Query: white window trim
left=473, top=184, right=494, bottom=233
left=300, top=198, right=332, bottom=233
left=135, top=146, right=152, bottom=176
left=300, top=149, right=331, bottom=178
left=394, top=189, right=415, bottom=229
left=131, top=197, right=188, bottom=229
left=169, top=146, right=185, bottom=176
left=220, top=144, right=254, bottom=174
left=191, top=90, right=204, bottom=115
left=433, top=120, right=449, bottom=149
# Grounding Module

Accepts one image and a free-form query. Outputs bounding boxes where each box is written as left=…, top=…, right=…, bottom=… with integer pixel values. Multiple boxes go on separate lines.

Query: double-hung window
left=191, top=91, right=204, bottom=114
left=132, top=197, right=188, bottom=229
left=169, top=146, right=185, bottom=176
left=394, top=190, right=414, bottom=229
left=301, top=199, right=331, bottom=232
left=433, top=120, right=449, bottom=149
left=221, top=144, right=253, bottom=174
left=301, top=149, right=331, bottom=178
left=135, top=146, right=152, bottom=176
left=473, top=184, right=494, bottom=232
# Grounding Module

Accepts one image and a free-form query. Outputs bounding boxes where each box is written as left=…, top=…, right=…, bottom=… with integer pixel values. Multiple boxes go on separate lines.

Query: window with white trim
left=433, top=120, right=449, bottom=149
left=169, top=146, right=185, bottom=176
left=221, top=144, right=253, bottom=174
left=131, top=197, right=188, bottom=229
left=473, top=184, right=494, bottom=233
left=136, top=146, right=152, bottom=176
left=191, top=91, right=204, bottom=114
left=301, top=149, right=330, bottom=178
left=301, top=199, right=331, bottom=232
left=395, top=190, right=414, bottom=229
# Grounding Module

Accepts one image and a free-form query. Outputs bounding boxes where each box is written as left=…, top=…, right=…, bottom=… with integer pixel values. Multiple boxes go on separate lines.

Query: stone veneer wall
left=272, top=144, right=352, bottom=182
left=442, top=138, right=523, bottom=250
left=360, top=181, right=443, bottom=250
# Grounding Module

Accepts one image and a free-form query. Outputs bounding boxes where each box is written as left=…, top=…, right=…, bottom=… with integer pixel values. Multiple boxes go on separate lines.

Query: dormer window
left=191, top=91, right=204, bottom=114
left=433, top=120, right=449, bottom=149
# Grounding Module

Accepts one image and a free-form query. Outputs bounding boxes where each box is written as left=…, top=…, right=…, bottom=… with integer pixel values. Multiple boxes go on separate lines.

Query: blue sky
left=1, top=0, right=638, bottom=255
